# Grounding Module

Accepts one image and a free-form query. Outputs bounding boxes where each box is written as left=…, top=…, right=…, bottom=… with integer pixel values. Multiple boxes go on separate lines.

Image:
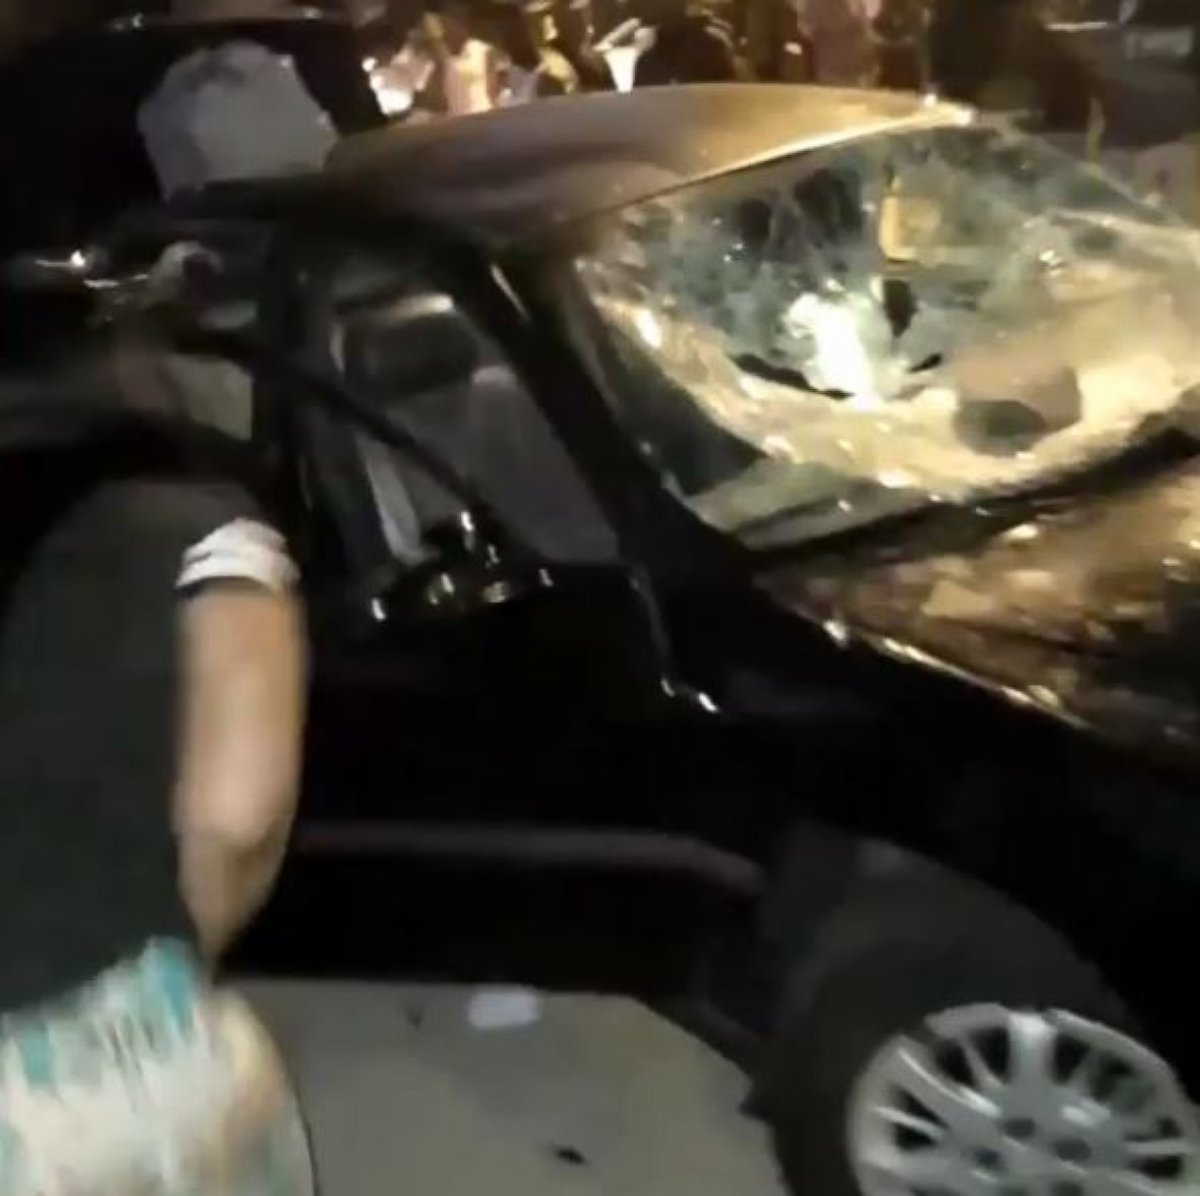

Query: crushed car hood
left=761, top=450, right=1200, bottom=763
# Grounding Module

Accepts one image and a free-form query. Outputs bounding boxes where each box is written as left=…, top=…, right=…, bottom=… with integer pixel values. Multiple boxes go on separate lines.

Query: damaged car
left=9, top=83, right=1200, bottom=1196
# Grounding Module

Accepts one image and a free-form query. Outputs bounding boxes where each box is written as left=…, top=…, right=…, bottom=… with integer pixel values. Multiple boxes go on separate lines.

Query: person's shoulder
left=176, top=512, right=296, bottom=595
left=69, top=478, right=297, bottom=595
left=78, top=476, right=260, bottom=532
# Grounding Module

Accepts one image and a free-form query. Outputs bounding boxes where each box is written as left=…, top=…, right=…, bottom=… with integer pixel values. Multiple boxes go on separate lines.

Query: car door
left=238, top=244, right=710, bottom=980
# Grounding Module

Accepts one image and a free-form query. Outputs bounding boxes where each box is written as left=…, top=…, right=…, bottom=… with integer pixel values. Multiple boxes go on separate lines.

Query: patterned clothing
left=0, top=941, right=312, bottom=1196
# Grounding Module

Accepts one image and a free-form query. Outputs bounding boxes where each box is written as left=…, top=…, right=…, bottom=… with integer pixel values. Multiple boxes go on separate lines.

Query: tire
left=758, top=873, right=1137, bottom=1196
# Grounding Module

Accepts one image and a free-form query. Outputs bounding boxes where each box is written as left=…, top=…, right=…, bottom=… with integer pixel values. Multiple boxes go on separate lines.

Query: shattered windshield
left=576, top=123, right=1200, bottom=548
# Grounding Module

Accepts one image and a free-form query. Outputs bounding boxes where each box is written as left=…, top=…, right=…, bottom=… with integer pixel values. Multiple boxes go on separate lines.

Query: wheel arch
left=751, top=723, right=1200, bottom=1099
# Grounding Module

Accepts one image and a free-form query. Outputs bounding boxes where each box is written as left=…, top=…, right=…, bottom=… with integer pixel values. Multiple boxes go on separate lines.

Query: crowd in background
left=0, top=0, right=1194, bottom=253
left=359, top=0, right=1154, bottom=127
left=355, top=0, right=1200, bottom=218
left=363, top=0, right=751, bottom=115
left=361, top=0, right=946, bottom=117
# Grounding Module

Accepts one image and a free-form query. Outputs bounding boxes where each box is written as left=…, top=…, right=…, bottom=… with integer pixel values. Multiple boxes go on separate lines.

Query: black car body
left=12, top=80, right=1200, bottom=1196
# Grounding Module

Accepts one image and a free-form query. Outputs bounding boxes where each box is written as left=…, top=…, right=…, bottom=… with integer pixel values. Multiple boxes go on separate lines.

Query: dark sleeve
left=0, top=477, right=295, bottom=808
left=54, top=478, right=297, bottom=605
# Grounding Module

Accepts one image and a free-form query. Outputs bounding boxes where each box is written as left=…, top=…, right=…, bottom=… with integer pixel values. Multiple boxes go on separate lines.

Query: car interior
left=317, top=252, right=621, bottom=575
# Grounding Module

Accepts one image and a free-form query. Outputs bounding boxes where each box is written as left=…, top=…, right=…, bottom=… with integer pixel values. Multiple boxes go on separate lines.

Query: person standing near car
left=633, top=0, right=743, bottom=85
left=874, top=0, right=929, bottom=89
left=551, top=0, right=614, bottom=89
left=427, top=0, right=504, bottom=114
left=494, top=1, right=580, bottom=103
left=0, top=405, right=311, bottom=1193
left=797, top=0, right=878, bottom=85
left=801, top=0, right=878, bottom=83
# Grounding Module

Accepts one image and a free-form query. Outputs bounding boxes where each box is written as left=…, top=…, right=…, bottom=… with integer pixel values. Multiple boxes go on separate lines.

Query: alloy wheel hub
left=847, top=1004, right=1200, bottom=1196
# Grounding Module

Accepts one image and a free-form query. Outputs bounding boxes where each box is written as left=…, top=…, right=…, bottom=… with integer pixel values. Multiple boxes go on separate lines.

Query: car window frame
left=273, top=235, right=627, bottom=611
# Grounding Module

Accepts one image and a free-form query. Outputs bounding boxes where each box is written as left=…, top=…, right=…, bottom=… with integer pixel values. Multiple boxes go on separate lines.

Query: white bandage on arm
left=176, top=518, right=297, bottom=595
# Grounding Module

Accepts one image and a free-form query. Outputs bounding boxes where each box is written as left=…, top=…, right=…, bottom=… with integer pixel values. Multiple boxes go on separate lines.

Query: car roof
left=199, top=84, right=974, bottom=248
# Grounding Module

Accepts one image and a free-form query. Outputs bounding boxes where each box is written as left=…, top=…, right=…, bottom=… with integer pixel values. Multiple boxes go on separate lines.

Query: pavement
left=240, top=980, right=787, bottom=1196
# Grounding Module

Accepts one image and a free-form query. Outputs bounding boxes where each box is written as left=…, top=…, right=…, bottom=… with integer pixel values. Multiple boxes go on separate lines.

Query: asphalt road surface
left=240, top=980, right=786, bottom=1196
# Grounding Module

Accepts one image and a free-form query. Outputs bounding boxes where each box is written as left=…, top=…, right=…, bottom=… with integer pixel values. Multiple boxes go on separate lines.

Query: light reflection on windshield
left=577, top=124, right=1200, bottom=548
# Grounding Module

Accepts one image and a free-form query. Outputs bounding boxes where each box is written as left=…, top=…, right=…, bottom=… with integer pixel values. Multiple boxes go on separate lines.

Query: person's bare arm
left=486, top=44, right=505, bottom=106
left=173, top=584, right=307, bottom=959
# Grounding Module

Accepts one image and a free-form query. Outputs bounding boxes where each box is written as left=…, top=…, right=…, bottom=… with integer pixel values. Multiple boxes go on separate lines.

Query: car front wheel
left=758, top=875, right=1200, bottom=1196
